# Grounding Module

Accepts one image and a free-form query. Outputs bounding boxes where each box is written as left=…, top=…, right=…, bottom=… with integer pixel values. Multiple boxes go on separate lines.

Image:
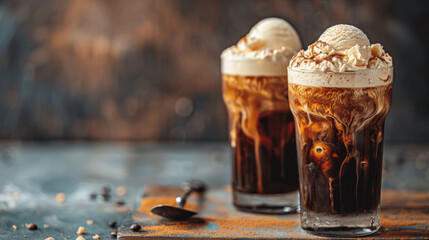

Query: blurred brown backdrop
left=0, top=0, right=428, bottom=141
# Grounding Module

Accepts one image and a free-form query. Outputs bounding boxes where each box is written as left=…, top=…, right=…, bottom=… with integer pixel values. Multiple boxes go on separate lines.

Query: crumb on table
left=116, top=186, right=127, bottom=197
left=56, top=193, right=66, bottom=204
left=76, top=226, right=85, bottom=234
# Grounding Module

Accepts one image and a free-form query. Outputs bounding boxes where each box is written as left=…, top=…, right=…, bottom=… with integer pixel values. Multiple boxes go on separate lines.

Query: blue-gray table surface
left=0, top=142, right=428, bottom=239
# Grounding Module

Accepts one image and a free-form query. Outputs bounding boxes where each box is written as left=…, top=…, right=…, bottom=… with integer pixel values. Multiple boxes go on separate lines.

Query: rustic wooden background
left=0, top=0, right=428, bottom=141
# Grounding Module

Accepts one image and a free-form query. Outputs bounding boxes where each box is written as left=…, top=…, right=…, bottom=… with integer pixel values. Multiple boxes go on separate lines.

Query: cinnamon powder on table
left=133, top=190, right=429, bottom=239
left=141, top=218, right=299, bottom=238
left=137, top=195, right=299, bottom=238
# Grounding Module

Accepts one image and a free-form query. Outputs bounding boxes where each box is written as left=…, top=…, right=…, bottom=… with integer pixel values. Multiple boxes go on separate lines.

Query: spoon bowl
left=149, top=180, right=206, bottom=220
left=150, top=205, right=197, bottom=220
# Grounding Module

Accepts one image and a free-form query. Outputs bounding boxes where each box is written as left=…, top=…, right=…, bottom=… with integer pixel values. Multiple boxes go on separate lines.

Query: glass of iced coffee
left=288, top=25, right=393, bottom=236
left=221, top=18, right=302, bottom=213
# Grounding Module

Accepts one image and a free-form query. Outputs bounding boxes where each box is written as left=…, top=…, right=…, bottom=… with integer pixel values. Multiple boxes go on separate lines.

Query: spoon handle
left=176, top=180, right=206, bottom=208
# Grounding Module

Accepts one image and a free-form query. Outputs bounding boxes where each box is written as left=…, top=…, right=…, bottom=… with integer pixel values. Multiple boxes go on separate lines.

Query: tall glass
left=222, top=74, right=299, bottom=213
left=288, top=67, right=393, bottom=236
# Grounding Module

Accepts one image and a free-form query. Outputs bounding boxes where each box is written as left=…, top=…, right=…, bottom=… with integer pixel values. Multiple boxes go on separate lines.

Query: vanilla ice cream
left=319, top=24, right=370, bottom=51
left=289, top=24, right=393, bottom=87
left=221, top=18, right=302, bottom=76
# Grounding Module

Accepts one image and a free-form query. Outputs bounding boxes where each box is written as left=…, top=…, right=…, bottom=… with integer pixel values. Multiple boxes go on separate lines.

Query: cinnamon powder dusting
left=127, top=189, right=429, bottom=239
left=136, top=195, right=300, bottom=238
left=141, top=218, right=299, bottom=238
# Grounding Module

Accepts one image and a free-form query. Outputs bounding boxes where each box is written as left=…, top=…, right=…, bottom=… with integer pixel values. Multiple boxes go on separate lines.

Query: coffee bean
left=101, top=193, right=111, bottom=201
left=110, top=230, right=118, bottom=237
left=108, top=221, right=117, bottom=228
left=130, top=224, right=141, bottom=231
left=26, top=223, right=38, bottom=230
left=90, top=192, right=97, bottom=200
left=102, top=185, right=111, bottom=194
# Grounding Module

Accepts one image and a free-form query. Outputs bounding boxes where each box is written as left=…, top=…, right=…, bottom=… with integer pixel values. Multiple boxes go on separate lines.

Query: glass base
left=301, top=210, right=380, bottom=237
left=233, top=190, right=299, bottom=214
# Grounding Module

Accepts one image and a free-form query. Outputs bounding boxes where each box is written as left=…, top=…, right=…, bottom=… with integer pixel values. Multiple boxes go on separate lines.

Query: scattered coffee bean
left=130, top=224, right=141, bottom=231
left=90, top=192, right=97, bottom=200
left=26, top=223, right=38, bottom=230
left=101, top=193, right=111, bottom=201
left=115, top=200, right=125, bottom=206
left=102, top=185, right=111, bottom=194
left=110, top=230, right=118, bottom=237
left=108, top=221, right=117, bottom=228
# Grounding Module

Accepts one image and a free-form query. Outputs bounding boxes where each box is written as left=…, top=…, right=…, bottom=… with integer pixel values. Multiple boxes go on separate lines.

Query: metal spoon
left=150, top=180, right=206, bottom=220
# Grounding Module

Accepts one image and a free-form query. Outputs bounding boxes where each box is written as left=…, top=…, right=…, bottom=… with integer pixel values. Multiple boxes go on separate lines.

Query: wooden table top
left=118, top=186, right=429, bottom=239
left=0, top=142, right=428, bottom=239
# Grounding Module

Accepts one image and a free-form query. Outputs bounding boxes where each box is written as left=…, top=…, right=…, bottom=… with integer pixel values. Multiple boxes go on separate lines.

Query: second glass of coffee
left=221, top=18, right=302, bottom=213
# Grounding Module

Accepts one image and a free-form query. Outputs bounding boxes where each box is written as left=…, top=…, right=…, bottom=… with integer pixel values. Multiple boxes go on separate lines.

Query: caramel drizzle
left=223, top=75, right=289, bottom=193
left=289, top=83, right=392, bottom=212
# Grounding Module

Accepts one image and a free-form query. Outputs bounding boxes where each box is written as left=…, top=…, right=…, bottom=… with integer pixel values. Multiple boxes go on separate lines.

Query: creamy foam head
left=289, top=24, right=393, bottom=87
left=221, top=18, right=302, bottom=76
left=288, top=67, right=393, bottom=88
left=290, top=24, right=393, bottom=72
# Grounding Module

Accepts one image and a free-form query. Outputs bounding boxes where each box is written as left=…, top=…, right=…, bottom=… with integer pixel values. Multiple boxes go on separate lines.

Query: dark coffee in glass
left=223, top=74, right=299, bottom=213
